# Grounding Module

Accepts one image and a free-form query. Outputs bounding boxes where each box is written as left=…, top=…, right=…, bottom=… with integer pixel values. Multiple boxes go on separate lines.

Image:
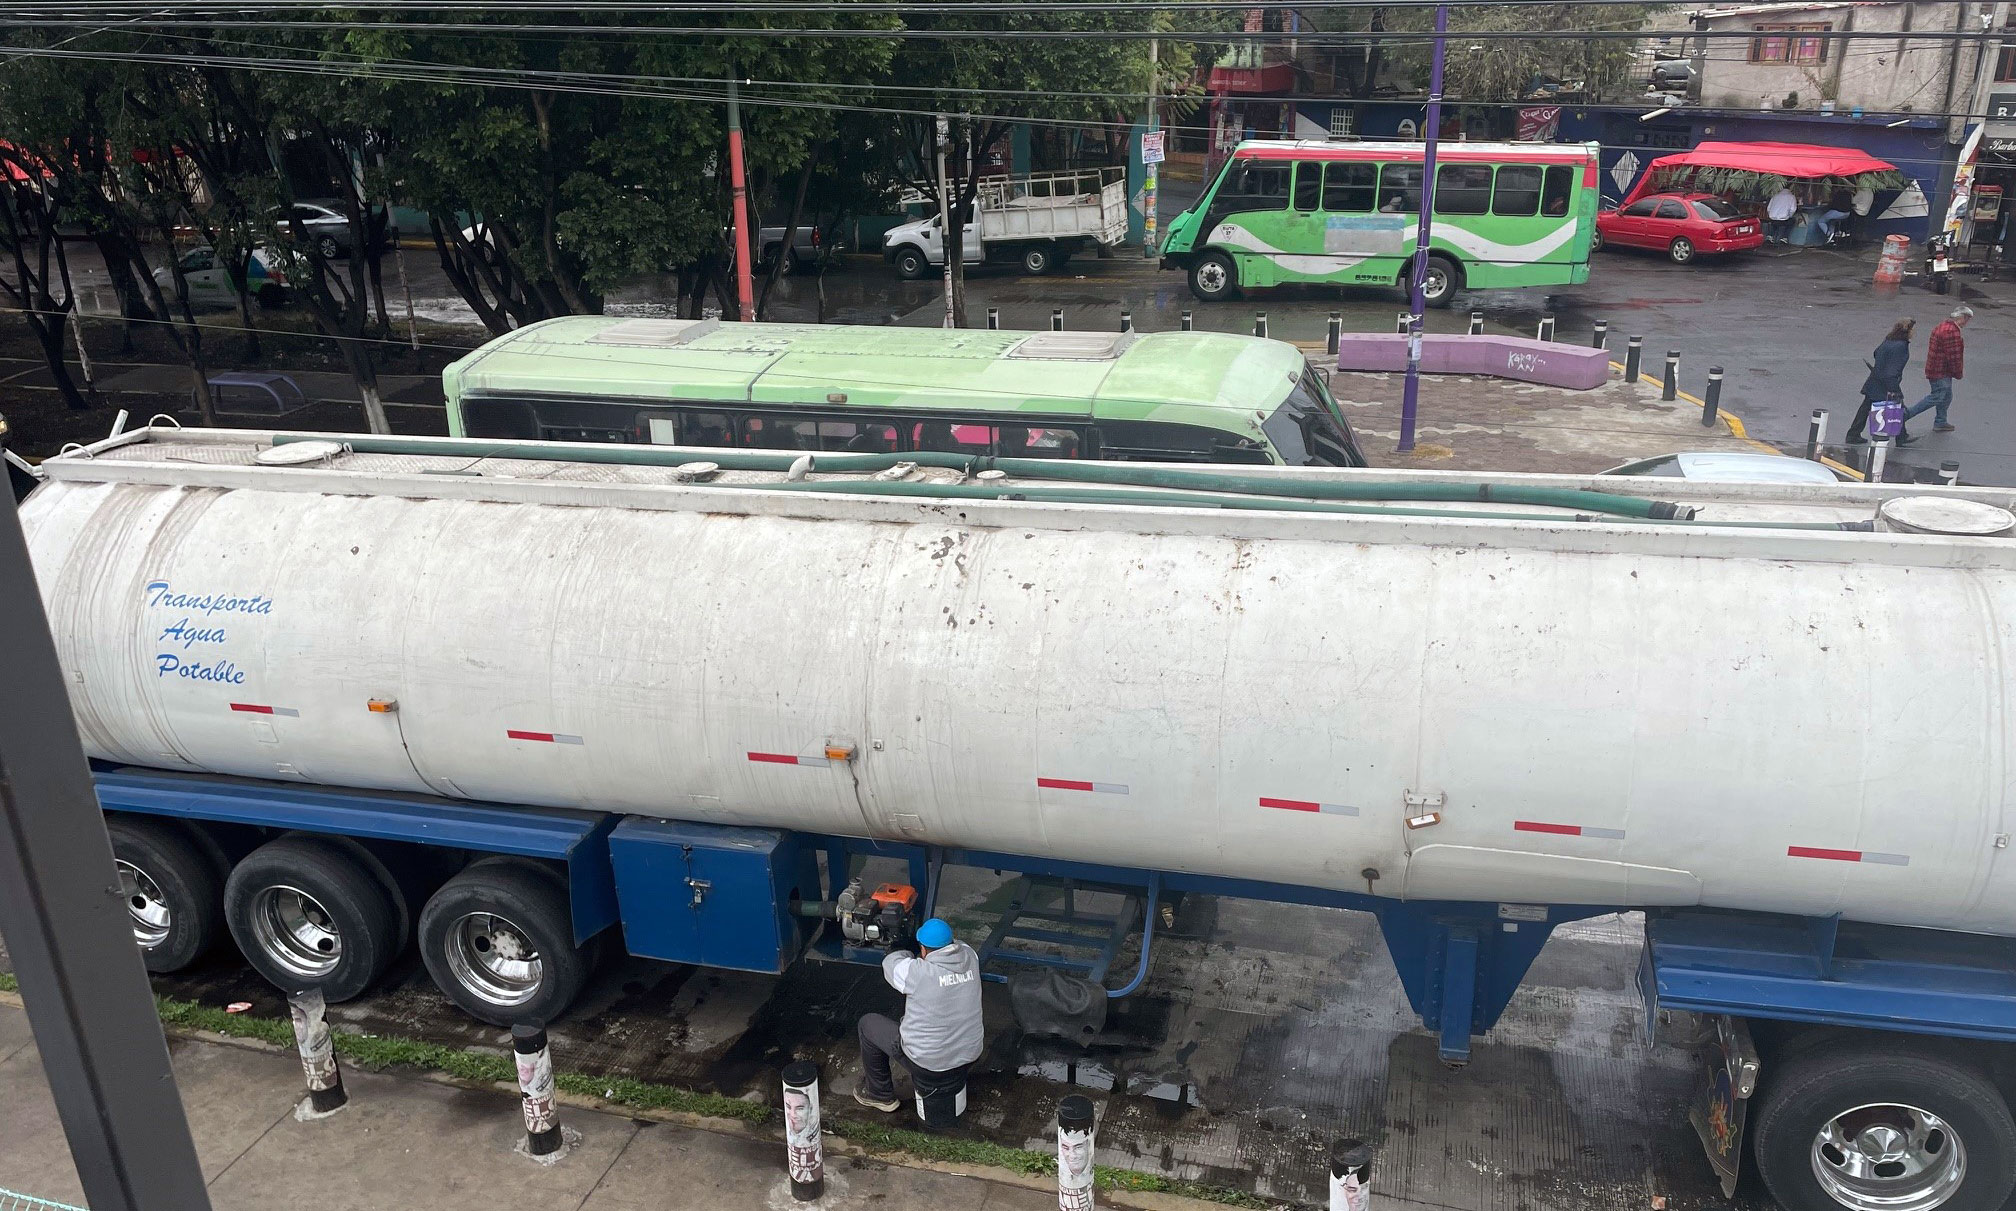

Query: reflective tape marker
left=230, top=703, right=299, bottom=717
left=1515, top=820, right=1626, bottom=840
left=1259, top=797, right=1359, bottom=816
left=748, top=752, right=831, bottom=767
left=1037, top=777, right=1129, bottom=795
left=1788, top=845, right=1910, bottom=866
left=508, top=730, right=584, bottom=745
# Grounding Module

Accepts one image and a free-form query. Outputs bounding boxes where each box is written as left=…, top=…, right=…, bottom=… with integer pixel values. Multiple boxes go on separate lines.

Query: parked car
left=757, top=224, right=843, bottom=273
left=152, top=245, right=287, bottom=309
left=1593, top=192, right=1762, bottom=263
left=1601, top=451, right=1845, bottom=484
left=272, top=201, right=397, bottom=260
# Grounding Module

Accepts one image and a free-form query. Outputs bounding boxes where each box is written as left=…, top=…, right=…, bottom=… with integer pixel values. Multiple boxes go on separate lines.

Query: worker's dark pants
left=857, top=1013, right=911, bottom=1100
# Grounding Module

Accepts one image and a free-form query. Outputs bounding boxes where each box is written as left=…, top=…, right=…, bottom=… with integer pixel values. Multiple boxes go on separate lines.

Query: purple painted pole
left=1397, top=3, right=1448, bottom=454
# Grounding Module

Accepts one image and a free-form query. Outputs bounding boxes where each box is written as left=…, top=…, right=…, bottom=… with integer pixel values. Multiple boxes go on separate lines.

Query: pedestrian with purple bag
left=1847, top=319, right=1913, bottom=445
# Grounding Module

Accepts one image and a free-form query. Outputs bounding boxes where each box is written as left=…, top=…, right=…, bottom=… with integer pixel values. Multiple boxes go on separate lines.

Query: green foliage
left=1372, top=3, right=1667, bottom=101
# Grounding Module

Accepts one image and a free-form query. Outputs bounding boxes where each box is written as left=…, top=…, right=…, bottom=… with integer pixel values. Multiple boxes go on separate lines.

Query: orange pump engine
left=836, top=879, right=918, bottom=948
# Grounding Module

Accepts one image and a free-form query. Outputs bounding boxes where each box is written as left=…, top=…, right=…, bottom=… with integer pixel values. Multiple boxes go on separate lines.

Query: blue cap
left=916, top=918, right=953, bottom=949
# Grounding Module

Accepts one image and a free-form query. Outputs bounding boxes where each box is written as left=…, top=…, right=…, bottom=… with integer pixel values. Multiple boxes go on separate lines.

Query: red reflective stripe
left=1515, top=821, right=1582, bottom=836
left=229, top=703, right=274, bottom=714
left=1788, top=845, right=1862, bottom=862
left=1037, top=778, right=1096, bottom=792
left=748, top=752, right=801, bottom=765
left=1259, top=797, right=1321, bottom=813
left=507, top=730, right=554, bottom=742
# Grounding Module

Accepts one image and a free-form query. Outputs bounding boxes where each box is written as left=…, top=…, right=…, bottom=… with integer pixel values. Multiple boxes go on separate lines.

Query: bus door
left=1317, top=161, right=1405, bottom=282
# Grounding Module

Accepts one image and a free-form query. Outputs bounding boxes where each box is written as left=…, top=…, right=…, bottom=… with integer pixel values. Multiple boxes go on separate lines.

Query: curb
left=0, top=989, right=1249, bottom=1211
left=1611, top=364, right=1866, bottom=482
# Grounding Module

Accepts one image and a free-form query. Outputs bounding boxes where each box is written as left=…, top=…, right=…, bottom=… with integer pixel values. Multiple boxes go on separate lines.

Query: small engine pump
left=836, top=879, right=918, bottom=948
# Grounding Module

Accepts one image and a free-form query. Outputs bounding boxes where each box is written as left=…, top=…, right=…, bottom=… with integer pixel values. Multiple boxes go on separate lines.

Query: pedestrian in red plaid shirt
left=1901, top=305, right=1973, bottom=444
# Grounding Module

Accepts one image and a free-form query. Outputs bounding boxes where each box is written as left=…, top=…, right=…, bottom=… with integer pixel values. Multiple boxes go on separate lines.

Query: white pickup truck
left=885, top=167, right=1127, bottom=277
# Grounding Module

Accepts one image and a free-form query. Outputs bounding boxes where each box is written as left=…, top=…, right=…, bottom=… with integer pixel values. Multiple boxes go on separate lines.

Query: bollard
left=288, top=988, right=347, bottom=1117
left=513, top=1023, right=563, bottom=1157
left=1327, top=312, right=1342, bottom=355
left=1120, top=309, right=1133, bottom=333
left=1253, top=312, right=1269, bottom=338
left=985, top=307, right=999, bottom=330
left=1180, top=309, right=1193, bottom=332
left=1537, top=313, right=1556, bottom=342
left=1051, top=308, right=1064, bottom=331
left=1624, top=335, right=1643, bottom=381
left=1330, top=1138, right=1375, bottom=1211
left=1941, top=459, right=1961, bottom=486
left=782, top=1061, right=824, bottom=1201
left=1468, top=310, right=1483, bottom=336
left=1395, top=311, right=1410, bottom=334
left=1702, top=367, right=1725, bottom=429
left=1592, top=319, right=1609, bottom=350
left=1058, top=1095, right=1097, bottom=1211
left=1661, top=350, right=1679, bottom=401
left=1805, top=409, right=1829, bottom=460
left=1871, top=437, right=1892, bottom=483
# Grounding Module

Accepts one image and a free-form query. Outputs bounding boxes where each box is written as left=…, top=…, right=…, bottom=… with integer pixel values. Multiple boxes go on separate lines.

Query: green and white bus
left=443, top=317, right=1368, bottom=467
left=1160, top=139, right=1602, bottom=307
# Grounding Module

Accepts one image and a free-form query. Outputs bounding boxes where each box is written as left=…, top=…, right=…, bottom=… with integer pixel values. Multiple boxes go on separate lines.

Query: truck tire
left=224, top=836, right=400, bottom=1002
left=1187, top=251, right=1239, bottom=302
left=893, top=246, right=930, bottom=280
left=108, top=817, right=223, bottom=972
left=1752, top=1043, right=2016, bottom=1211
left=418, top=861, right=594, bottom=1027
left=1020, top=244, right=1056, bottom=276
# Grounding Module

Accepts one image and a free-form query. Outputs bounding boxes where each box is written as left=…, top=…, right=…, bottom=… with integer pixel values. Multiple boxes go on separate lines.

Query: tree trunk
left=233, top=250, right=263, bottom=361
left=51, top=232, right=97, bottom=404
left=92, top=233, right=150, bottom=353
left=757, top=147, right=822, bottom=319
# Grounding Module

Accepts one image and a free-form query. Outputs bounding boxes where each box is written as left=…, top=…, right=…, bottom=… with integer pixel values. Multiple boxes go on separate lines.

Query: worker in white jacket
left=855, top=917, right=984, bottom=1113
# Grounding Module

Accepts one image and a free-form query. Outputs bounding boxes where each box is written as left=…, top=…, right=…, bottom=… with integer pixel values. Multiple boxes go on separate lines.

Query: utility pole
left=935, top=114, right=956, bottom=329
left=0, top=500, right=213, bottom=1211
left=727, top=70, right=755, bottom=322
left=1143, top=37, right=1160, bottom=259
left=1398, top=3, right=1448, bottom=453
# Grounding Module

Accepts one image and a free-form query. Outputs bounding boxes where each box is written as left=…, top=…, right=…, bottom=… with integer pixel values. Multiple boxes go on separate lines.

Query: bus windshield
left=1262, top=373, right=1365, bottom=468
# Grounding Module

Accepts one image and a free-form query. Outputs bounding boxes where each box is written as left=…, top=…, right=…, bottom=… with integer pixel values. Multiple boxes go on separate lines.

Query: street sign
left=1142, top=131, right=1165, bottom=165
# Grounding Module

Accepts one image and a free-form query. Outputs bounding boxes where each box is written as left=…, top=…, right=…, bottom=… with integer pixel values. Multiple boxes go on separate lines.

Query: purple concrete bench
left=1333, top=332, right=1611, bottom=391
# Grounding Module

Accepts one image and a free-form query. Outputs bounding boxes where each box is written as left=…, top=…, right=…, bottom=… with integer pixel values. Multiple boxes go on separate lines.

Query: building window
left=1750, top=23, right=1829, bottom=65
left=1329, top=108, right=1355, bottom=138
left=1998, top=20, right=2016, bottom=82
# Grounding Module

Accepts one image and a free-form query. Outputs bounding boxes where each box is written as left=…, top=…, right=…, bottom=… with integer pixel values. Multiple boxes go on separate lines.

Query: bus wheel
left=1418, top=255, right=1460, bottom=308
left=419, top=861, right=593, bottom=1027
left=1188, top=252, right=1238, bottom=302
left=1751, top=1043, right=2015, bottom=1211
left=225, top=836, right=400, bottom=1003
left=893, top=247, right=930, bottom=280
left=108, top=817, right=223, bottom=972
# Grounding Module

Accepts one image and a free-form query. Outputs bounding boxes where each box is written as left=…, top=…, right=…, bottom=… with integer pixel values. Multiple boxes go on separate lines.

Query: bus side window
left=912, top=421, right=990, bottom=455
left=1541, top=165, right=1576, bottom=217
left=1292, top=162, right=1323, bottom=212
left=821, top=421, right=898, bottom=452
left=1322, top=163, right=1377, bottom=213
left=1492, top=165, right=1542, bottom=216
left=1376, top=164, right=1421, bottom=214
left=999, top=426, right=1084, bottom=458
left=1434, top=164, right=1494, bottom=216
left=1097, top=419, right=1272, bottom=464
left=677, top=411, right=734, bottom=447
left=1217, top=163, right=1290, bottom=211
left=462, top=398, right=539, bottom=439
left=743, top=415, right=818, bottom=450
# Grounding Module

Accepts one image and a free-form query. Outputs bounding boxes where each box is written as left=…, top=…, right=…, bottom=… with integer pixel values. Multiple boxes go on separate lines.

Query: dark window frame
left=1492, top=165, right=1543, bottom=216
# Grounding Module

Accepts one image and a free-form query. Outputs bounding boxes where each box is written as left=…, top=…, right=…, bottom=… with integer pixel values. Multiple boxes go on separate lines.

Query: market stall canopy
left=1622, top=141, right=1903, bottom=205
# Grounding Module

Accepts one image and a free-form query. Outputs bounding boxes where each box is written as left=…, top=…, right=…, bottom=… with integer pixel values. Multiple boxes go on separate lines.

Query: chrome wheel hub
left=444, top=913, right=544, bottom=1008
left=1197, top=261, right=1228, bottom=292
left=249, top=885, right=343, bottom=978
left=116, top=861, right=171, bottom=948
left=1812, top=1102, right=1967, bottom=1211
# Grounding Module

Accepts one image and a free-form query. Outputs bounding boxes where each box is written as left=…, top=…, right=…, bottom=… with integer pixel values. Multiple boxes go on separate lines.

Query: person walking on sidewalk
left=1847, top=318, right=1914, bottom=445
left=854, top=917, right=983, bottom=1115
left=1903, top=305, right=1972, bottom=437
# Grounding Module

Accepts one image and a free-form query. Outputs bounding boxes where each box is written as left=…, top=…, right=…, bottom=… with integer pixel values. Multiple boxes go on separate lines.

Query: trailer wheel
left=224, top=837, right=400, bottom=1002
left=107, top=817, right=222, bottom=972
left=1752, top=1044, right=2016, bottom=1211
left=418, top=862, right=593, bottom=1027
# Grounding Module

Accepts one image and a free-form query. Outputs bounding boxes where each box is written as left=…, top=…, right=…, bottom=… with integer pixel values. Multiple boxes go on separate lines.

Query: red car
left=1593, top=192, right=1763, bottom=263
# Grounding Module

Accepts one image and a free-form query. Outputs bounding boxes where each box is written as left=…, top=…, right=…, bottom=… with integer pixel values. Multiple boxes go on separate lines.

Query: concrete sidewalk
left=0, top=1001, right=1067, bottom=1211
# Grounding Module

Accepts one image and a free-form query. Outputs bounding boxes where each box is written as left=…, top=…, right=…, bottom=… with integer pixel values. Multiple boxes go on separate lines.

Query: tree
left=1381, top=4, right=1664, bottom=102
left=0, top=146, right=92, bottom=412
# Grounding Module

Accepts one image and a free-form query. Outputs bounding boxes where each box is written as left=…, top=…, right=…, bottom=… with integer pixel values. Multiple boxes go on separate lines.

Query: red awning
left=1623, top=141, right=1898, bottom=204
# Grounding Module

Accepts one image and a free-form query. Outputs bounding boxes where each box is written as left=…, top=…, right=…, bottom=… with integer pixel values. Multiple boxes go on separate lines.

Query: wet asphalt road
left=75, top=232, right=2016, bottom=483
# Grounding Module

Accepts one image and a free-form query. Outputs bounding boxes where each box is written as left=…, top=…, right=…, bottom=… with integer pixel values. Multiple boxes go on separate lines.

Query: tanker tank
left=22, top=429, right=2016, bottom=937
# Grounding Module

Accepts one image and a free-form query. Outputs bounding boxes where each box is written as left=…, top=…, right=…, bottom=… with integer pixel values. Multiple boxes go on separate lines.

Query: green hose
left=272, top=433, right=1689, bottom=522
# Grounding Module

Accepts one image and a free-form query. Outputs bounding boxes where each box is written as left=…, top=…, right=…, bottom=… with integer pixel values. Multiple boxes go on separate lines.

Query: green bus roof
left=443, top=316, right=1309, bottom=430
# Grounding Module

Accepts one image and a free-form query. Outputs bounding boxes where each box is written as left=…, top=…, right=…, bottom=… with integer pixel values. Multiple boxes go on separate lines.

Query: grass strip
left=0, top=976, right=1263, bottom=1207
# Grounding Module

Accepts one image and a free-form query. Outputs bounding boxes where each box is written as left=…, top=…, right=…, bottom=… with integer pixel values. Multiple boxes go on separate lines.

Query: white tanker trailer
left=18, top=427, right=2016, bottom=1211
